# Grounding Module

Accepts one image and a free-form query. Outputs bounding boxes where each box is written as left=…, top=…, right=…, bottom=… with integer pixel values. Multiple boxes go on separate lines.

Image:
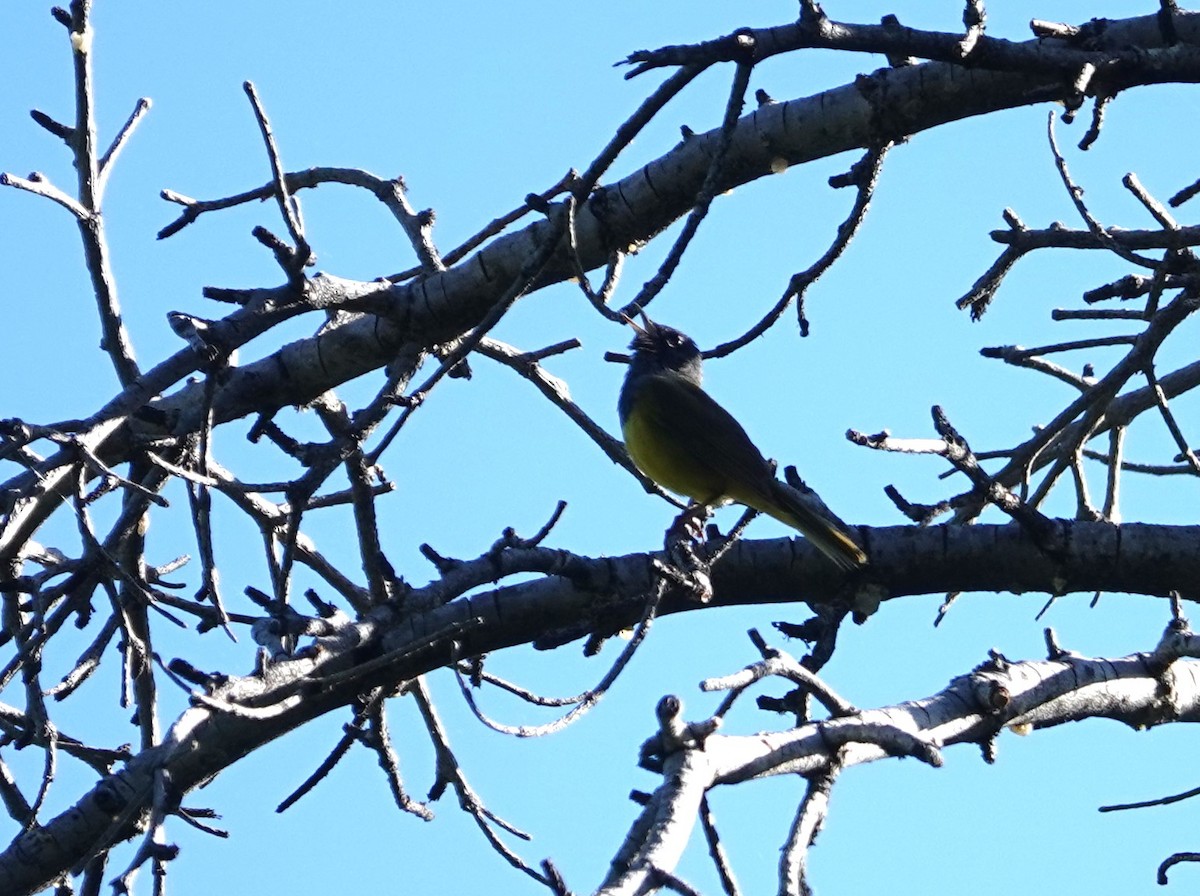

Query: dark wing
left=638, top=374, right=777, bottom=503
left=642, top=377, right=868, bottom=570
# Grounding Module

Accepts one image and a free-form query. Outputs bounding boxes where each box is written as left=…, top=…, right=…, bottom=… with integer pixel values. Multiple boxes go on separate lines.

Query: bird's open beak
left=620, top=310, right=654, bottom=336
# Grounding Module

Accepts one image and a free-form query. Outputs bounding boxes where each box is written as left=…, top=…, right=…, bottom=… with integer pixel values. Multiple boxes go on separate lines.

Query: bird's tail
left=764, top=479, right=868, bottom=571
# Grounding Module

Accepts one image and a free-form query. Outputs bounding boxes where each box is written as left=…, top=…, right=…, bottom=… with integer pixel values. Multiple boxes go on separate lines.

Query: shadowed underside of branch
left=0, top=520, right=1197, bottom=894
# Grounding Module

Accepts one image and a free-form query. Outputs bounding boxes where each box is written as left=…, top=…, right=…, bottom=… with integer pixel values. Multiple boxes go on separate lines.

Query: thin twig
left=1144, top=364, right=1200, bottom=475
left=97, top=97, right=151, bottom=193
left=452, top=578, right=666, bottom=736
left=1047, top=112, right=1157, bottom=270
left=710, top=143, right=890, bottom=354
left=619, top=56, right=756, bottom=318
left=243, top=81, right=312, bottom=276
left=699, top=795, right=742, bottom=896
left=476, top=336, right=669, bottom=499
left=780, top=763, right=840, bottom=896
left=410, top=677, right=548, bottom=884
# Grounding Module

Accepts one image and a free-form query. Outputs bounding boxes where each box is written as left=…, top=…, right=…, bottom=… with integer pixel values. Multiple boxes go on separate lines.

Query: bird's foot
left=662, top=505, right=715, bottom=602
left=668, top=504, right=711, bottom=543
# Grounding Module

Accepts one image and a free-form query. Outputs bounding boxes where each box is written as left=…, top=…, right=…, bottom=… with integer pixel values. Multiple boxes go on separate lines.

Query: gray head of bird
left=624, top=312, right=704, bottom=386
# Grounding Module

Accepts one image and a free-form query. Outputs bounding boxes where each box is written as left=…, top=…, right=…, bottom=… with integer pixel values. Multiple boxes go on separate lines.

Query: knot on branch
left=639, top=695, right=720, bottom=769
left=246, top=585, right=348, bottom=661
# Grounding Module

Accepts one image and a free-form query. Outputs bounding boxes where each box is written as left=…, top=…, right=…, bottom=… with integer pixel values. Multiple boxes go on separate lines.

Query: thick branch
left=0, top=520, right=1198, bottom=893
left=599, top=628, right=1200, bottom=893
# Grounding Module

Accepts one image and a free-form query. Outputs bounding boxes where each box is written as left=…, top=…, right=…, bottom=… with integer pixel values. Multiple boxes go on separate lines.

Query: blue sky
left=3, top=2, right=1199, bottom=894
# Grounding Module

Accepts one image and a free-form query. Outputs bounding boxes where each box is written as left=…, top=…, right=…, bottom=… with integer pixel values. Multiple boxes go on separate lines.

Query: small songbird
left=618, top=314, right=867, bottom=571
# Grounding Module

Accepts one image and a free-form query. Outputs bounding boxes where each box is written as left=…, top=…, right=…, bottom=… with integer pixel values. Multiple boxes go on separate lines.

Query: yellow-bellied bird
left=618, top=315, right=867, bottom=571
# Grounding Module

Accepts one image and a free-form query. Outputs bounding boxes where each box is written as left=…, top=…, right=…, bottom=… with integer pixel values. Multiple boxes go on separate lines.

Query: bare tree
left=4, top=2, right=1200, bottom=894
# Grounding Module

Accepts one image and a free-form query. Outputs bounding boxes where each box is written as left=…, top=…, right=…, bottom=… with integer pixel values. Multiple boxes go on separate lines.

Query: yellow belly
left=621, top=403, right=728, bottom=505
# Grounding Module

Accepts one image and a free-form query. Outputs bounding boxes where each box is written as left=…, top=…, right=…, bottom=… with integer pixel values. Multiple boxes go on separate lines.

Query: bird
left=617, top=314, right=867, bottom=571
